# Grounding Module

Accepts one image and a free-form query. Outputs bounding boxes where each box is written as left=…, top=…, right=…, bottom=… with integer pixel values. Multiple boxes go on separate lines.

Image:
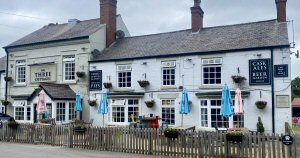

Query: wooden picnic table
left=172, top=125, right=196, bottom=131
left=142, top=117, right=157, bottom=128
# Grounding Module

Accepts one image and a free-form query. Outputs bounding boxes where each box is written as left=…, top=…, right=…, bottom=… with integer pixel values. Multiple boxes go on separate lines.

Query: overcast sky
left=0, top=0, right=299, bottom=78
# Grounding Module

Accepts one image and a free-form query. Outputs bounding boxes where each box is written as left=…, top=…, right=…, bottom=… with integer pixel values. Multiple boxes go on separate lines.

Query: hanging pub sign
left=274, top=64, right=288, bottom=78
left=249, top=59, right=271, bottom=85
left=89, top=70, right=102, bottom=91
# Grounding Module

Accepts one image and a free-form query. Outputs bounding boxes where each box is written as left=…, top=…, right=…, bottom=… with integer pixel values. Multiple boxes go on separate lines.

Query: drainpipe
left=4, top=49, right=9, bottom=114
left=271, top=49, right=275, bottom=133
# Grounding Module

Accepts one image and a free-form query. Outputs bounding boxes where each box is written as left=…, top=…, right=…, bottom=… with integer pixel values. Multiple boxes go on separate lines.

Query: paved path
left=0, top=143, right=157, bottom=158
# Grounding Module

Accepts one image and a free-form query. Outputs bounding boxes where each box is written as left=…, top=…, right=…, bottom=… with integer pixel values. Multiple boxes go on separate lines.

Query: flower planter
left=145, top=100, right=155, bottom=108
left=4, top=77, right=12, bottom=82
left=76, top=72, right=85, bottom=78
left=137, top=80, right=150, bottom=88
left=74, top=127, right=86, bottom=133
left=103, top=82, right=112, bottom=89
left=164, top=128, right=179, bottom=139
left=226, top=133, right=243, bottom=142
left=231, top=75, right=246, bottom=84
left=88, top=100, right=97, bottom=107
left=255, top=101, right=267, bottom=109
left=1, top=100, right=11, bottom=106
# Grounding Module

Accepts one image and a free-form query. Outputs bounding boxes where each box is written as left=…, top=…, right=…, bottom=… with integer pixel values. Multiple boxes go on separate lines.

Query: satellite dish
left=116, top=30, right=125, bottom=39
left=91, top=49, right=101, bottom=55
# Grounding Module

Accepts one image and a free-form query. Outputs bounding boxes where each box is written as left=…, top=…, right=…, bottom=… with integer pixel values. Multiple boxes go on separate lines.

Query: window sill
left=199, top=85, right=223, bottom=89
left=160, top=86, right=177, bottom=90
left=63, top=80, right=77, bottom=84
left=13, top=83, right=27, bottom=87
left=113, top=88, right=135, bottom=92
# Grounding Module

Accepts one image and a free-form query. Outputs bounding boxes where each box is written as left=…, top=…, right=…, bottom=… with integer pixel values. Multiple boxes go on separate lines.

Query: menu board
left=274, top=64, right=288, bottom=78
left=89, top=70, right=102, bottom=91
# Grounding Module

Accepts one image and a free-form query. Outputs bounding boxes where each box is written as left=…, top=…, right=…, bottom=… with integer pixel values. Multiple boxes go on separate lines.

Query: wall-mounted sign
left=30, top=64, right=57, bottom=83
left=274, top=64, right=288, bottom=78
left=249, top=59, right=271, bottom=85
left=276, top=95, right=290, bottom=108
left=89, top=70, right=102, bottom=91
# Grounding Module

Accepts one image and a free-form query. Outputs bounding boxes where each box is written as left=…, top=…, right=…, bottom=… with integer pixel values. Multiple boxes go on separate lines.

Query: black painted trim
left=89, top=45, right=290, bottom=63
left=271, top=49, right=275, bottom=133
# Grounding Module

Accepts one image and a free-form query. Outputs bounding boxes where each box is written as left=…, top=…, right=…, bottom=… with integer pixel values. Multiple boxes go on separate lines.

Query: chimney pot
left=275, top=0, right=287, bottom=22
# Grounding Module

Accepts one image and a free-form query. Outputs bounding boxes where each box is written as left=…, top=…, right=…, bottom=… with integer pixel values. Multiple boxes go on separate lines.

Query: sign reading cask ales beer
left=249, top=59, right=271, bottom=85
left=89, top=70, right=102, bottom=91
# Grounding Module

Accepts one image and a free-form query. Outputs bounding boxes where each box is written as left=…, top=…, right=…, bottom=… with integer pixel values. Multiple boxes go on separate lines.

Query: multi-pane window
left=16, top=60, right=26, bottom=84
left=210, top=100, right=229, bottom=128
left=202, top=58, right=222, bottom=85
left=110, top=99, right=139, bottom=124
left=117, top=65, right=132, bottom=88
left=68, top=102, right=76, bottom=121
left=161, top=99, right=175, bottom=125
left=63, top=56, right=75, bottom=81
left=200, top=100, right=208, bottom=127
left=162, top=61, right=176, bottom=86
left=128, top=99, right=139, bottom=122
left=26, top=107, right=31, bottom=121
left=56, top=102, right=66, bottom=122
left=46, top=103, right=52, bottom=118
left=15, top=107, right=24, bottom=120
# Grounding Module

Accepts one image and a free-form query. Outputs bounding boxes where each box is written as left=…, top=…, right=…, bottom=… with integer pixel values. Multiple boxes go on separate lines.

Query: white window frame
left=202, top=58, right=222, bottom=85
left=13, top=100, right=31, bottom=122
left=109, top=98, right=140, bottom=125
left=161, top=99, right=176, bottom=126
left=199, top=99, right=245, bottom=129
left=162, top=61, right=176, bottom=86
left=16, top=60, right=26, bottom=84
left=117, top=65, right=132, bottom=88
left=55, top=101, right=76, bottom=123
left=63, top=55, right=75, bottom=82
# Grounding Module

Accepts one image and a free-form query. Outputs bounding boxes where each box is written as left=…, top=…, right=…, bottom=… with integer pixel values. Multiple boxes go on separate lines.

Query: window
left=202, top=58, right=222, bottom=85
left=63, top=56, right=75, bottom=81
left=117, top=65, right=132, bottom=88
left=161, top=99, right=175, bottom=125
left=15, top=107, right=24, bottom=121
left=1, top=106, right=5, bottom=113
left=200, top=99, right=244, bottom=129
left=16, top=60, right=26, bottom=84
left=46, top=103, right=52, bottom=118
left=56, top=102, right=66, bottom=122
left=110, top=99, right=139, bottom=124
left=162, top=61, right=176, bottom=86
left=210, top=100, right=229, bottom=128
left=26, top=107, right=31, bottom=121
left=68, top=102, right=76, bottom=121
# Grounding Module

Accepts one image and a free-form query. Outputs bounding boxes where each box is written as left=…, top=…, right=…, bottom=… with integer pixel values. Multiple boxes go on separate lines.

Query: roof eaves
left=89, top=44, right=290, bottom=63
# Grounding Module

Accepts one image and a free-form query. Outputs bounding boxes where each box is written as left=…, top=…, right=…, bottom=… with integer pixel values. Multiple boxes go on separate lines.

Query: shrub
left=257, top=117, right=265, bottom=133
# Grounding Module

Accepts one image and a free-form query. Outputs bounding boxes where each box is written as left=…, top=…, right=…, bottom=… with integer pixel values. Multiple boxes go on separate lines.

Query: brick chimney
left=275, top=0, right=287, bottom=22
left=191, top=0, right=204, bottom=33
left=100, top=0, right=117, bottom=47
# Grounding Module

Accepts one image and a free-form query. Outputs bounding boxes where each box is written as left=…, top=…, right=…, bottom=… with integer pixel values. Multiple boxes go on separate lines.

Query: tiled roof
left=0, top=56, right=6, bottom=72
left=39, top=83, right=76, bottom=100
left=292, top=98, right=300, bottom=107
left=5, top=18, right=104, bottom=48
left=91, top=19, right=289, bottom=62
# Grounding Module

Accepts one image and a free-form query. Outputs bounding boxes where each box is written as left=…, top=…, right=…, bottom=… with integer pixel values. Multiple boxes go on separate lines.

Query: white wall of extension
left=89, top=48, right=291, bottom=134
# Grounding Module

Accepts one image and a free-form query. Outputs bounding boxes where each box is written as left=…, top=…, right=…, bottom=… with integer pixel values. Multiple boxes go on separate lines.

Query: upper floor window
left=117, top=65, right=132, bottom=88
left=162, top=61, right=176, bottom=86
left=16, top=60, right=26, bottom=84
left=202, top=58, right=222, bottom=85
left=63, top=56, right=75, bottom=81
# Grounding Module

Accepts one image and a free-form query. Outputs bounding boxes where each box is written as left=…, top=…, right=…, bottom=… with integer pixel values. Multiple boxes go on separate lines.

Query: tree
left=291, top=77, right=300, bottom=100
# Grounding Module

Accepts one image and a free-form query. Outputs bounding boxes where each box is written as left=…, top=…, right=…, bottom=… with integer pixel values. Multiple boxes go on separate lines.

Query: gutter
left=4, top=49, right=8, bottom=114
left=271, top=49, right=275, bottom=133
